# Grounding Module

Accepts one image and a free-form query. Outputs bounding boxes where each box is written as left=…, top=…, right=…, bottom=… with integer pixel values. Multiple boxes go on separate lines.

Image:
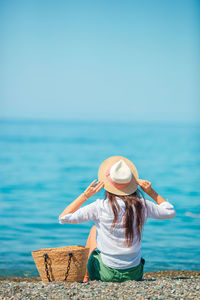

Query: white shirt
left=59, top=197, right=176, bottom=269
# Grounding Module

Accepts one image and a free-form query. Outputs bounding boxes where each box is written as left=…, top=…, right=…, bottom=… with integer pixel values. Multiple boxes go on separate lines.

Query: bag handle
left=64, top=252, right=73, bottom=281
left=43, top=252, right=73, bottom=282
left=43, top=253, right=51, bottom=282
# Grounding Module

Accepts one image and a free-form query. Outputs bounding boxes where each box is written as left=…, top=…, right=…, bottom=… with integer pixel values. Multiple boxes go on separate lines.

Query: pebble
left=0, top=271, right=200, bottom=300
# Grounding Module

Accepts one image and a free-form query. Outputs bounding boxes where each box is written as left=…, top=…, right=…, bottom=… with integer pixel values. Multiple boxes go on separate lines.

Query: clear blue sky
left=0, top=0, right=199, bottom=122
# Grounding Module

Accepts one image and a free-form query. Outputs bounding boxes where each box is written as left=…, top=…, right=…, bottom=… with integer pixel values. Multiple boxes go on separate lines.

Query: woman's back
left=94, top=196, right=176, bottom=269
left=95, top=196, right=142, bottom=269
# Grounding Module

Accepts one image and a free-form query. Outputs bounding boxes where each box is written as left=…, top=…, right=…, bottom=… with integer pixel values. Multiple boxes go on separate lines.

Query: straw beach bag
left=32, top=245, right=89, bottom=283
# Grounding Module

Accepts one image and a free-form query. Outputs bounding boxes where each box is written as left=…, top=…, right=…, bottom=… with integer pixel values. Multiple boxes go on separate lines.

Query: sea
left=0, top=119, right=199, bottom=277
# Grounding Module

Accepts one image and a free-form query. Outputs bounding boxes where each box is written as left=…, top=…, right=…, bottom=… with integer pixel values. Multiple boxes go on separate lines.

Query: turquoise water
left=0, top=119, right=200, bottom=277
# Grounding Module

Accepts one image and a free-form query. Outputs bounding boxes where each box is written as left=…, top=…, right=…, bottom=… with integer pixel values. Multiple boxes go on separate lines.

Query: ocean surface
left=0, top=119, right=200, bottom=277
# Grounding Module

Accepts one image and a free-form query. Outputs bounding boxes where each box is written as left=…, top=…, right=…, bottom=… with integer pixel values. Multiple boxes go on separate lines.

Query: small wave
left=185, top=212, right=200, bottom=218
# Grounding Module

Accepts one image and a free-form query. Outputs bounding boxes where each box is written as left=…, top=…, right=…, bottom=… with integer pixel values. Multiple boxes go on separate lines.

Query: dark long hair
left=105, top=189, right=146, bottom=247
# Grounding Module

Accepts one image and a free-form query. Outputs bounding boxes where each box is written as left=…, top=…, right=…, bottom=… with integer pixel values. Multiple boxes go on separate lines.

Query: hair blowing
left=105, top=189, right=146, bottom=247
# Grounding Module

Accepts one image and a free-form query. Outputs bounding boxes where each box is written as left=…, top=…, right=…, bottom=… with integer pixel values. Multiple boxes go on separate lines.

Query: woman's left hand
left=84, top=180, right=104, bottom=199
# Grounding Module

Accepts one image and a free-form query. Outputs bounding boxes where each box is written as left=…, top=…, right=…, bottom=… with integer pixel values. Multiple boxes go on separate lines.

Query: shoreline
left=0, top=270, right=199, bottom=282
left=0, top=271, right=199, bottom=299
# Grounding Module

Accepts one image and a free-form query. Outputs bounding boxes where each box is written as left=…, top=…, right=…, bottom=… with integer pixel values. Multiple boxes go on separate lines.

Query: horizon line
left=0, top=116, right=199, bottom=126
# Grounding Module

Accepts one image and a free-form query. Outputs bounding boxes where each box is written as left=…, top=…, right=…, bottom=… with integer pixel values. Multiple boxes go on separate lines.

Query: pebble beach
left=0, top=271, right=200, bottom=300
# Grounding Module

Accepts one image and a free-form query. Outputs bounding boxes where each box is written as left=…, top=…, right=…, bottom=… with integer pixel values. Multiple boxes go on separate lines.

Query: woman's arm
left=59, top=193, right=87, bottom=219
left=59, top=180, right=104, bottom=219
left=136, top=179, right=166, bottom=204
left=145, top=187, right=166, bottom=204
left=136, top=179, right=176, bottom=219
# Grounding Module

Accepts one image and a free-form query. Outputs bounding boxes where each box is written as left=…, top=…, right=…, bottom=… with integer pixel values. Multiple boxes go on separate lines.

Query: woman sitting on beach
left=59, top=156, right=176, bottom=282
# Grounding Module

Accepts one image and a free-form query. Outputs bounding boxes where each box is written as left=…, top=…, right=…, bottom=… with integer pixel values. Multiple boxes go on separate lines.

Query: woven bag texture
left=32, top=245, right=89, bottom=283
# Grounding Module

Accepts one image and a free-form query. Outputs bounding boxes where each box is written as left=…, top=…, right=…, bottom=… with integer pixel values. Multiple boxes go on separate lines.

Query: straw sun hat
left=98, top=156, right=139, bottom=196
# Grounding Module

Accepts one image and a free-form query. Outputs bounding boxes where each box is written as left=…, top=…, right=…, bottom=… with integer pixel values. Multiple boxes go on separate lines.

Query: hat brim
left=98, top=156, right=139, bottom=196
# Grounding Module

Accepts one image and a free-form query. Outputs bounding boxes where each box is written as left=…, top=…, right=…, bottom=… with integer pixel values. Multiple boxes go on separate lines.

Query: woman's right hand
left=136, top=179, right=152, bottom=194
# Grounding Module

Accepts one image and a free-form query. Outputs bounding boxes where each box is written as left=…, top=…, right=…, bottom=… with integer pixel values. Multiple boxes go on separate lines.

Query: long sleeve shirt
left=59, top=197, right=176, bottom=269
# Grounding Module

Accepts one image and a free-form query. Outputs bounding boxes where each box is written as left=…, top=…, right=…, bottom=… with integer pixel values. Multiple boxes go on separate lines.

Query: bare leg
left=83, top=225, right=97, bottom=282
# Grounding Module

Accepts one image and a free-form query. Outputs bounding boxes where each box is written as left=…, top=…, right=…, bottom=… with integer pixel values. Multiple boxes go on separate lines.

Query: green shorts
left=87, top=249, right=145, bottom=282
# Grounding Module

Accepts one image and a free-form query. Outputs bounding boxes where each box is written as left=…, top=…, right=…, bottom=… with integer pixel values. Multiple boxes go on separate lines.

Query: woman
left=59, top=156, right=176, bottom=282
